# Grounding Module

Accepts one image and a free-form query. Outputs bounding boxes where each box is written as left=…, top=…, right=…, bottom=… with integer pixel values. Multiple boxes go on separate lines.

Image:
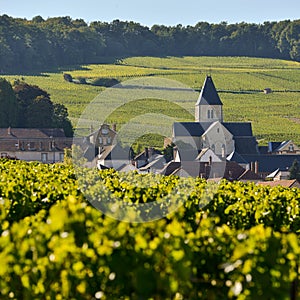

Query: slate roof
left=223, top=123, right=253, bottom=137
left=227, top=151, right=248, bottom=164
left=99, top=144, right=131, bottom=161
left=160, top=162, right=181, bottom=176
left=240, top=155, right=300, bottom=173
left=173, top=122, right=211, bottom=137
left=268, top=141, right=283, bottom=152
left=170, top=161, right=250, bottom=180
left=234, top=136, right=259, bottom=155
left=196, top=76, right=223, bottom=106
left=173, top=122, right=253, bottom=138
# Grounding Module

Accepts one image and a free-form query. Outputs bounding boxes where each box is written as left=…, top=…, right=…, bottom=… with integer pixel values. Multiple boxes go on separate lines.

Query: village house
left=0, top=127, right=72, bottom=163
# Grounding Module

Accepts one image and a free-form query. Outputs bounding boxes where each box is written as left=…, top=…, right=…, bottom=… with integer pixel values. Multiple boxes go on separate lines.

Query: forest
left=0, top=14, right=299, bottom=73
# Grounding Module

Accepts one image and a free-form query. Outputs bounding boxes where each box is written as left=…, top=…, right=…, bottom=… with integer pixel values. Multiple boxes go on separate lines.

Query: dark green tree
left=289, top=159, right=300, bottom=181
left=52, top=103, right=73, bottom=137
left=0, top=78, right=18, bottom=127
left=26, top=95, right=54, bottom=128
left=13, top=81, right=73, bottom=136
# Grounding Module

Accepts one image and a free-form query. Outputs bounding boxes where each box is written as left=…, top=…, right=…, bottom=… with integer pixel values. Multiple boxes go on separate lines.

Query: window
left=222, top=144, right=226, bottom=158
left=28, top=142, right=36, bottom=150
left=107, top=137, right=112, bottom=144
left=59, top=153, right=64, bottom=162
left=41, top=153, right=48, bottom=163
left=211, top=110, right=214, bottom=118
left=99, top=137, right=103, bottom=144
left=289, top=144, right=294, bottom=152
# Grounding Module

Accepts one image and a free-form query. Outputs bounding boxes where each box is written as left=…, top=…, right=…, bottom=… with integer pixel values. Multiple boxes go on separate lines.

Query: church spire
left=195, top=76, right=223, bottom=122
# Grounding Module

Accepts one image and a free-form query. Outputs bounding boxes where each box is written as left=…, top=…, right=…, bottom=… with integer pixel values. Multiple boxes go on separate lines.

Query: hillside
left=4, top=56, right=300, bottom=147
left=0, top=15, right=300, bottom=73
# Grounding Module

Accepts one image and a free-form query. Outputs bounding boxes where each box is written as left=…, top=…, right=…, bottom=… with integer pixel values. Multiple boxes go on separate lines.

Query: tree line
left=0, top=15, right=299, bottom=73
left=0, top=78, right=73, bottom=136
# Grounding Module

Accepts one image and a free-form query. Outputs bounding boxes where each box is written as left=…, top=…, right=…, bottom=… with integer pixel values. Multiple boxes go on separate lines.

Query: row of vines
left=0, top=159, right=299, bottom=299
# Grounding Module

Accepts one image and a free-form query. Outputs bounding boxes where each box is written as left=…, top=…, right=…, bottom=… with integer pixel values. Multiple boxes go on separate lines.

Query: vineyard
left=4, top=56, right=300, bottom=145
left=0, top=159, right=299, bottom=299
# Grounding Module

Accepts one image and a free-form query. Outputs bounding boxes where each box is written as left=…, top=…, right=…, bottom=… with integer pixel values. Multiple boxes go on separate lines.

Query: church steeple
left=195, top=76, right=223, bottom=122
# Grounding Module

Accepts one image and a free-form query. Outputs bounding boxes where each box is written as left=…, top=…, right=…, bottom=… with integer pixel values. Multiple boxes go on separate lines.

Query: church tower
left=195, top=76, right=223, bottom=123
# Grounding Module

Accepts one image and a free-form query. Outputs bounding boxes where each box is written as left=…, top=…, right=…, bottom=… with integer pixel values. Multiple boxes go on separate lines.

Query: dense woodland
left=0, top=15, right=300, bottom=73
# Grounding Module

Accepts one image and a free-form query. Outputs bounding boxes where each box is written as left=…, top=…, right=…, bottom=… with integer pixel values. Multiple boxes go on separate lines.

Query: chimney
left=144, top=147, right=149, bottom=159
left=254, top=161, right=259, bottom=174
left=90, top=124, right=94, bottom=134
left=148, top=147, right=154, bottom=158
left=250, top=161, right=255, bottom=172
left=112, top=124, right=117, bottom=131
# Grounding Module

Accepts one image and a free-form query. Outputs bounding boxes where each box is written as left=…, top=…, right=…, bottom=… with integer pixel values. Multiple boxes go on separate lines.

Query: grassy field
left=4, top=56, right=300, bottom=147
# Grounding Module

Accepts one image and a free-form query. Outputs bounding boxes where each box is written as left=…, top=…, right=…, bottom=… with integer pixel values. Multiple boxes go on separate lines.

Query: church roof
left=223, top=122, right=253, bottom=136
left=173, top=122, right=211, bottom=137
left=233, top=136, right=259, bottom=155
left=173, top=122, right=253, bottom=138
left=196, top=76, right=223, bottom=106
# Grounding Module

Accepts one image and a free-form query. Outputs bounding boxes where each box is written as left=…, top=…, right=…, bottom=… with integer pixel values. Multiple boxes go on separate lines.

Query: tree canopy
left=0, top=15, right=300, bottom=73
left=0, top=79, right=73, bottom=136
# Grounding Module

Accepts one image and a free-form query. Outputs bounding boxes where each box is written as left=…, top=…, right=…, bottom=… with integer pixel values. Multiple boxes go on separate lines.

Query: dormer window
left=289, top=144, right=294, bottom=152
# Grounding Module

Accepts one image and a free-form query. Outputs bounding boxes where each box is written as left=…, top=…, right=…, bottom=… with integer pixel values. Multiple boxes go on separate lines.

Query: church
left=173, top=75, right=259, bottom=161
left=171, top=75, right=300, bottom=179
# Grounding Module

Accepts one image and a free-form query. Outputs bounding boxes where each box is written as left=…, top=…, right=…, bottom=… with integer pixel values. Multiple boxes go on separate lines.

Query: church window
left=211, top=110, right=214, bottom=118
left=207, top=110, right=210, bottom=119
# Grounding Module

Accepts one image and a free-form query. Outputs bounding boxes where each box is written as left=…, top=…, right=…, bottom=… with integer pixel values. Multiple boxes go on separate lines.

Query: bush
left=91, top=77, right=120, bottom=87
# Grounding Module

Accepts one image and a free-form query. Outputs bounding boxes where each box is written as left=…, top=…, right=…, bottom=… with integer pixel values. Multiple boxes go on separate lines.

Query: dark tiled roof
left=173, top=122, right=211, bottom=137
left=196, top=76, right=223, bottom=106
left=258, top=146, right=269, bottom=154
left=174, top=122, right=254, bottom=138
left=102, top=145, right=132, bottom=161
left=0, top=128, right=66, bottom=139
left=223, top=123, right=253, bottom=137
left=0, top=138, right=72, bottom=152
left=227, top=151, right=248, bottom=164
left=234, top=136, right=259, bottom=155
left=160, top=162, right=181, bottom=176
left=238, top=169, right=262, bottom=181
left=241, top=155, right=300, bottom=173
left=268, top=142, right=282, bottom=152
left=170, top=161, right=249, bottom=180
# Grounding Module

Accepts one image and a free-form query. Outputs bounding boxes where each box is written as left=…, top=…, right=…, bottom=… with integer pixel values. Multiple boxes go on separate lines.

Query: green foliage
left=90, top=77, right=120, bottom=87
left=0, top=16, right=300, bottom=73
left=0, top=78, right=18, bottom=127
left=0, top=160, right=299, bottom=299
left=11, top=81, right=74, bottom=136
left=289, top=159, right=300, bottom=181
